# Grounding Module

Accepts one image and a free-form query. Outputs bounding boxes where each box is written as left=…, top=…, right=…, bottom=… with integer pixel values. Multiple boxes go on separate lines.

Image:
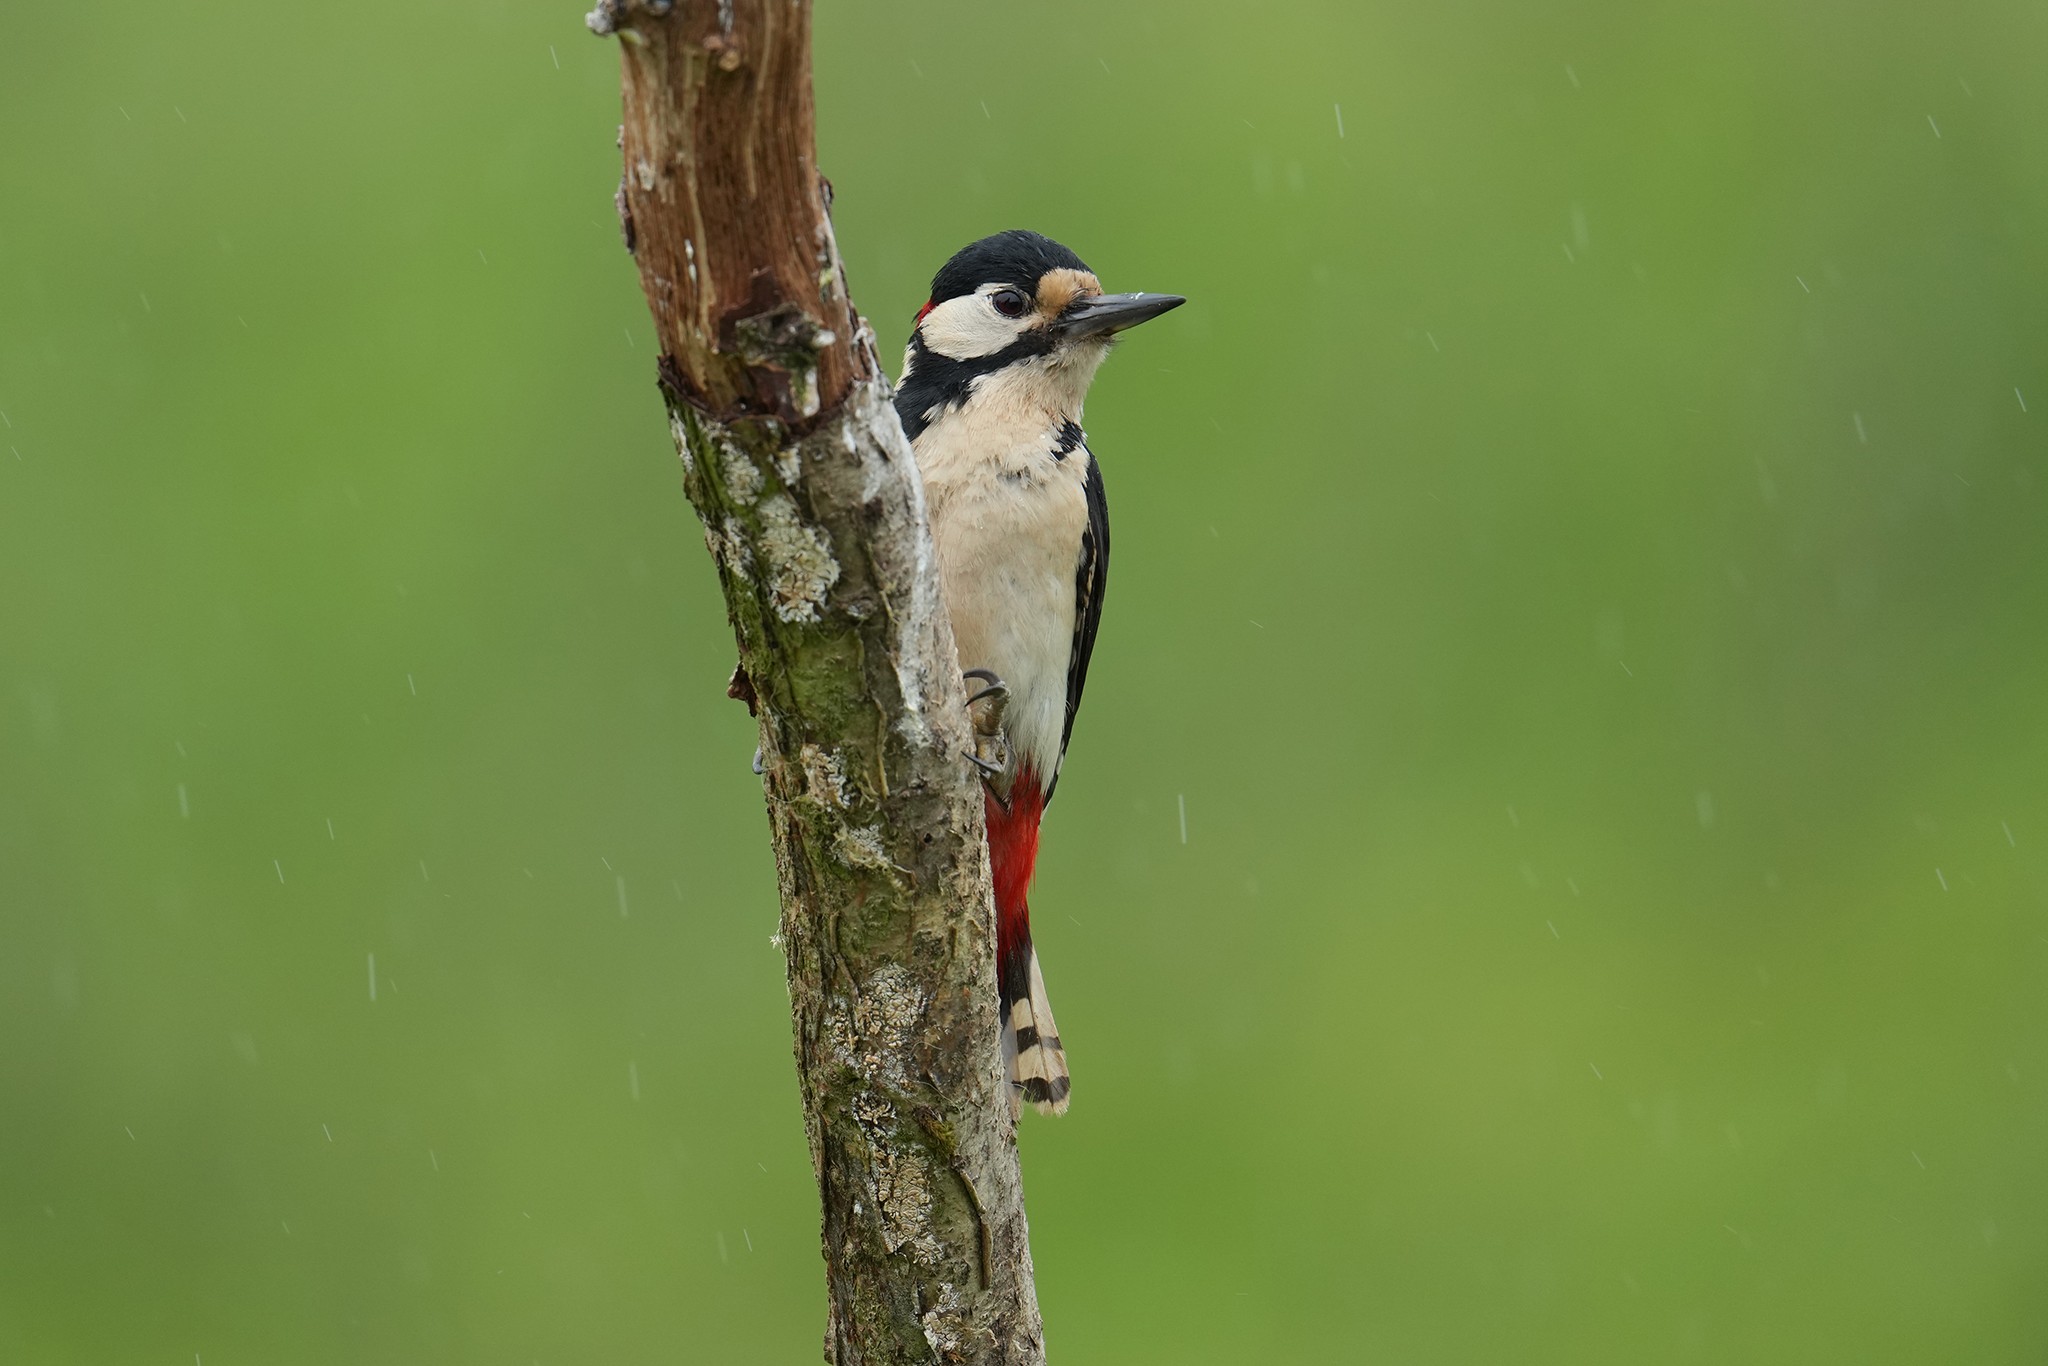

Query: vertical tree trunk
left=586, top=3, right=1047, bottom=1362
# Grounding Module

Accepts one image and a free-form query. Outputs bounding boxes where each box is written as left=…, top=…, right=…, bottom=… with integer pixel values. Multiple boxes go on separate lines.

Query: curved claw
left=973, top=757, right=1013, bottom=812
left=963, top=667, right=1010, bottom=709
left=961, top=668, right=1012, bottom=804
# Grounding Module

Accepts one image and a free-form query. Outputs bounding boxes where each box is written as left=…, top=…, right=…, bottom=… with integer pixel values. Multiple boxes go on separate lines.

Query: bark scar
left=727, top=662, right=757, bottom=715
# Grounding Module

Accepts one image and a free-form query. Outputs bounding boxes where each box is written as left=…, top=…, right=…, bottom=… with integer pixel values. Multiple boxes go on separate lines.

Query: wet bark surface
left=589, top=3, right=1046, bottom=1361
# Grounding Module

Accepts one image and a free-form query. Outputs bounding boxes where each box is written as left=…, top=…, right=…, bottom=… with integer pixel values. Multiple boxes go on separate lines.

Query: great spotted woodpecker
left=895, top=230, right=1183, bottom=1115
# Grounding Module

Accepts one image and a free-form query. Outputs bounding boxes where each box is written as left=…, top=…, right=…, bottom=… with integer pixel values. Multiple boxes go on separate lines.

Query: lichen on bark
left=593, top=3, right=1047, bottom=1359
left=669, top=386, right=1045, bottom=1364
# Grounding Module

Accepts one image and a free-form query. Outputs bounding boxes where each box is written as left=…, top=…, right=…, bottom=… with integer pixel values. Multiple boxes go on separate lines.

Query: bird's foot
left=962, top=669, right=1012, bottom=800
left=963, top=667, right=1005, bottom=704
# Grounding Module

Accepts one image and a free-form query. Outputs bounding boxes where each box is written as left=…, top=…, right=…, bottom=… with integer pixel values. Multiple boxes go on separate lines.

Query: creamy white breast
left=913, top=363, right=1093, bottom=785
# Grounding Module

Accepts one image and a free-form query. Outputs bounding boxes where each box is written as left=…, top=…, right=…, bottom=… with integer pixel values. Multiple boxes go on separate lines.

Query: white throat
left=962, top=345, right=1109, bottom=428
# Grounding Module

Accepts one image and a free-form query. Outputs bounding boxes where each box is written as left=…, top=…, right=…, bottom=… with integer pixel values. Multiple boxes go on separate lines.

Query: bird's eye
left=990, top=289, right=1028, bottom=318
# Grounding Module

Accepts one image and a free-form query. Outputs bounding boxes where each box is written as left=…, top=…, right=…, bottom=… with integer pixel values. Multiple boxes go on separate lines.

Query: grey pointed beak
left=1054, top=291, right=1186, bottom=340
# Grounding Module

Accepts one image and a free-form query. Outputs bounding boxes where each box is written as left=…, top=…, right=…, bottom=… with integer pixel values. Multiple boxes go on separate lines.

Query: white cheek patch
left=918, top=293, right=1031, bottom=360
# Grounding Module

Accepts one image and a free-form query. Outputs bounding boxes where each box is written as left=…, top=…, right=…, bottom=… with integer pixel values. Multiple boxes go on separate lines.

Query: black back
left=1048, top=447, right=1109, bottom=805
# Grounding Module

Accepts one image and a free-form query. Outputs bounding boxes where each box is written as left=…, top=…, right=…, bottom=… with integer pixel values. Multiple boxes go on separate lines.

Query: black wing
left=1045, top=447, right=1108, bottom=804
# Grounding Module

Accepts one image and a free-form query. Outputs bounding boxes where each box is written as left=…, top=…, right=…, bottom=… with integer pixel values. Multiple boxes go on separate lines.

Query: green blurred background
left=4, top=1, right=2046, bottom=1360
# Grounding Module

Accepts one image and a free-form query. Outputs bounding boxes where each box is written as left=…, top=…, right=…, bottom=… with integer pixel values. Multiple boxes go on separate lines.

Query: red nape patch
left=985, top=768, right=1045, bottom=968
left=914, top=298, right=935, bottom=325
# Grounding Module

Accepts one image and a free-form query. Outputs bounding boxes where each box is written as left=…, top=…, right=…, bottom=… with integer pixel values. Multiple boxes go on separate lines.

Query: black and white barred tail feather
left=1002, top=949, right=1070, bottom=1117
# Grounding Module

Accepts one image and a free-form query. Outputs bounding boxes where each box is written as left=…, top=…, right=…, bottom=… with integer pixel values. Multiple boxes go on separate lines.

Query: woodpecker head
left=894, top=230, right=1184, bottom=442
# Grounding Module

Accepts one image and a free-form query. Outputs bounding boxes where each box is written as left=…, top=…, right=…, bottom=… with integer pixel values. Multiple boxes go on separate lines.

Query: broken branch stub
left=590, top=2, right=1047, bottom=1362
left=597, top=0, right=859, bottom=424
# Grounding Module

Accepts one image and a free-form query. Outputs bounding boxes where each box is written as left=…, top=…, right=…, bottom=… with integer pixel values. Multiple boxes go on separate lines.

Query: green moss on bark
left=656, top=382, right=1042, bottom=1364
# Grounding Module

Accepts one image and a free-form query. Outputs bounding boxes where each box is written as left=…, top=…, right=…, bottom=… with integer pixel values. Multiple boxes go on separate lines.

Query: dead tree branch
left=587, top=2, right=1046, bottom=1361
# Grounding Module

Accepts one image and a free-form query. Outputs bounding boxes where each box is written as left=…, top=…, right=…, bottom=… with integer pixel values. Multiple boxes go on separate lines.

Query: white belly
left=915, top=414, right=1090, bottom=786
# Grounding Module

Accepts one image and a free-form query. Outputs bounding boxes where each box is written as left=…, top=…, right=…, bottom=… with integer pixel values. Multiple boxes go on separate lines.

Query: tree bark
left=586, top=3, right=1046, bottom=1362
